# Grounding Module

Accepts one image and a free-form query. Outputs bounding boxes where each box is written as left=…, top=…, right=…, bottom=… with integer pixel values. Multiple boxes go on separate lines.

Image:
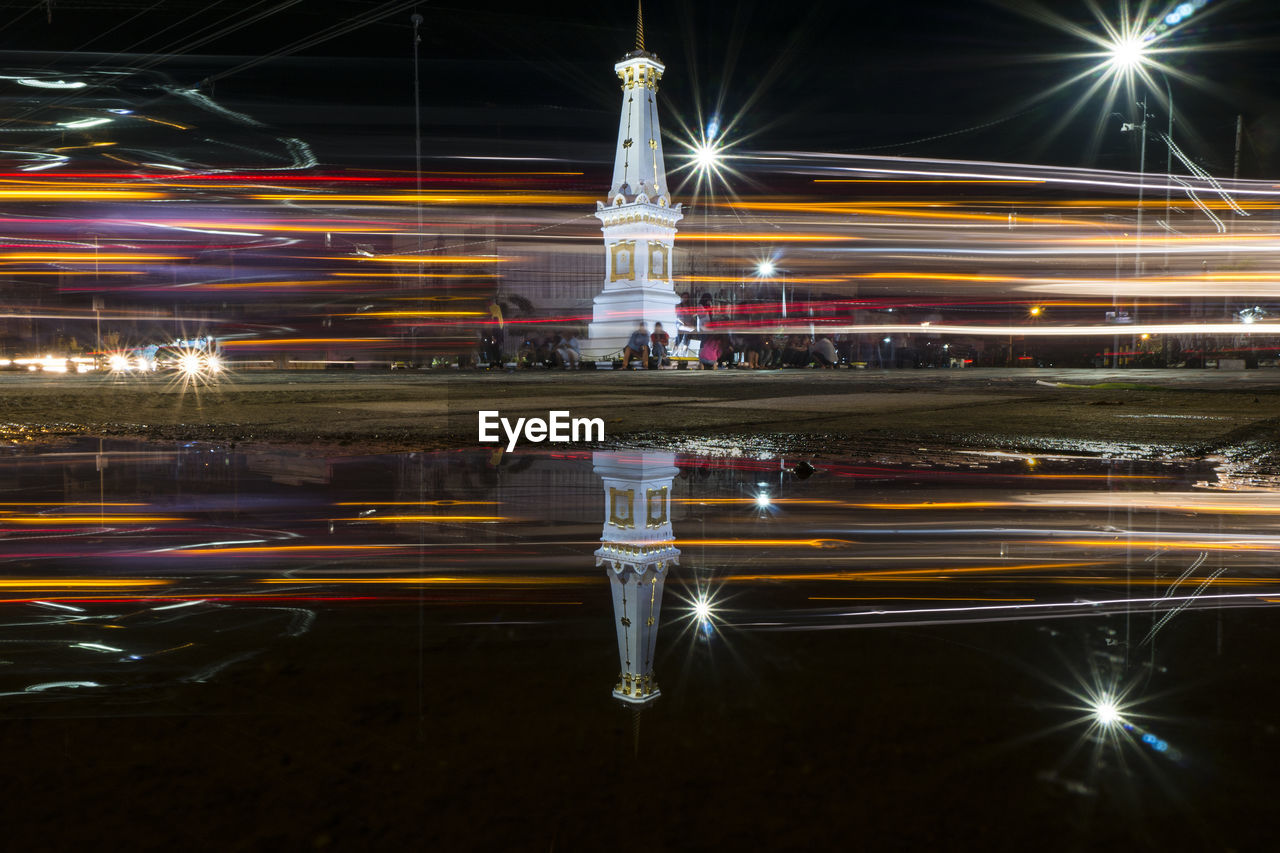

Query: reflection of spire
left=594, top=451, right=679, bottom=708
left=635, top=1, right=645, bottom=52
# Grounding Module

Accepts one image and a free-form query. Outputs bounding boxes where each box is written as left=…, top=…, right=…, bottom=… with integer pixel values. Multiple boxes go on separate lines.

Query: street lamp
left=693, top=140, right=723, bottom=174
left=1111, top=30, right=1181, bottom=367
left=1112, top=37, right=1176, bottom=258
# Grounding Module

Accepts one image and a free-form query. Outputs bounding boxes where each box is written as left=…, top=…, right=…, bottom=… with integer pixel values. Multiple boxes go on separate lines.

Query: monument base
left=584, top=286, right=681, bottom=359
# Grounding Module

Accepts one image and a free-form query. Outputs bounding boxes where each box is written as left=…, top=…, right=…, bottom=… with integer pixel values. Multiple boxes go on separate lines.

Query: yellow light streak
left=841, top=501, right=1014, bottom=510
left=0, top=516, right=183, bottom=524
left=674, top=233, right=852, bottom=242
left=52, top=142, right=118, bottom=151
left=0, top=502, right=147, bottom=507
left=258, top=576, right=586, bottom=586
left=220, top=338, right=388, bottom=346
left=330, top=272, right=500, bottom=279
left=0, top=579, right=169, bottom=588
left=166, top=222, right=406, bottom=233
left=857, top=272, right=1020, bottom=283
left=0, top=253, right=181, bottom=262
left=176, top=545, right=412, bottom=555
left=195, top=280, right=353, bottom=290
left=673, top=275, right=848, bottom=284
left=307, top=255, right=505, bottom=264
left=335, top=515, right=507, bottom=523
left=727, top=202, right=1088, bottom=225
left=669, top=498, right=845, bottom=505
left=675, top=538, right=853, bottom=548
left=0, top=190, right=165, bottom=200
left=251, top=193, right=598, bottom=204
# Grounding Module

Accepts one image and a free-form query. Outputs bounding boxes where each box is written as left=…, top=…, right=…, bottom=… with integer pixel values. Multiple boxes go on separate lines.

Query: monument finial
left=635, top=1, right=645, bottom=52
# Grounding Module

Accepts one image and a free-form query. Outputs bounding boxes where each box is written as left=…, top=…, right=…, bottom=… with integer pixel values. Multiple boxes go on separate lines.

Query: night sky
left=3, top=1, right=1279, bottom=178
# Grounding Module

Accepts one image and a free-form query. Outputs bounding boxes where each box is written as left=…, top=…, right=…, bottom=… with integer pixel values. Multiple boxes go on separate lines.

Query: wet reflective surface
left=2, top=439, right=1277, bottom=849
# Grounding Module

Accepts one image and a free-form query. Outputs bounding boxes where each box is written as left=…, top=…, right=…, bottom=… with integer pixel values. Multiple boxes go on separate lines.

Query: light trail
left=768, top=322, right=1280, bottom=337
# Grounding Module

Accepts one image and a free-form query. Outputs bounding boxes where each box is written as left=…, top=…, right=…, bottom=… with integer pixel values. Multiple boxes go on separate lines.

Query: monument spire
left=583, top=8, right=684, bottom=358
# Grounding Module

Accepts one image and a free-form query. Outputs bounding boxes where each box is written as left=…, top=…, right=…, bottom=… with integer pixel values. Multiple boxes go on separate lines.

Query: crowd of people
left=508, top=330, right=583, bottom=369
left=478, top=294, right=879, bottom=370
left=491, top=322, right=849, bottom=371
left=691, top=330, right=840, bottom=370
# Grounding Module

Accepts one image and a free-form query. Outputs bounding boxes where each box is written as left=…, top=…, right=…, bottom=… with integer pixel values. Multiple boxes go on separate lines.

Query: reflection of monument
left=593, top=450, right=680, bottom=705
left=585, top=5, right=683, bottom=358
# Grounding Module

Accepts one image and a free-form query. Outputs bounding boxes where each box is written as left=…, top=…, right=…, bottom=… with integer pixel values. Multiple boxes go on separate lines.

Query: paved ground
left=3, top=367, right=1278, bottom=457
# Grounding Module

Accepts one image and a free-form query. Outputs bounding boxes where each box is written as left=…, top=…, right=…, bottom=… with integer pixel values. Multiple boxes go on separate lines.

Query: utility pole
left=1232, top=114, right=1243, bottom=181
left=1228, top=114, right=1243, bottom=324
left=1132, top=99, right=1147, bottom=367
left=411, top=11, right=424, bottom=366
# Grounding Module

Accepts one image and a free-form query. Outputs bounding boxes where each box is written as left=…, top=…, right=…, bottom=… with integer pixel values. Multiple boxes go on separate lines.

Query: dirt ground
left=2, top=367, right=1279, bottom=458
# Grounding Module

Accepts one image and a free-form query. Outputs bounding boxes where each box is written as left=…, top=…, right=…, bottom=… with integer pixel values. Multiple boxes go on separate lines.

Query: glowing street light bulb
left=1108, top=36, right=1147, bottom=70
left=755, top=492, right=771, bottom=508
left=1093, top=697, right=1121, bottom=726
left=1029, top=305, right=1043, bottom=317
left=756, top=259, right=776, bottom=277
left=693, top=597, right=713, bottom=621
left=693, top=141, right=722, bottom=173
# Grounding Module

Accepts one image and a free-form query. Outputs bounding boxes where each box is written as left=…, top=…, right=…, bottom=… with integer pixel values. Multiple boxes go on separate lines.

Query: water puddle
left=1, top=438, right=1276, bottom=847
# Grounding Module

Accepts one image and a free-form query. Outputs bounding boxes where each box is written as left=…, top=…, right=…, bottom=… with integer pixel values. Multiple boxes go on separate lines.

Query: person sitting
left=516, top=335, right=540, bottom=368
left=555, top=331, right=581, bottom=369
left=621, top=321, right=649, bottom=369
left=697, top=334, right=721, bottom=370
left=811, top=335, right=837, bottom=368
left=717, top=334, right=736, bottom=368
left=744, top=334, right=764, bottom=369
left=782, top=336, right=811, bottom=367
left=481, top=332, right=503, bottom=367
left=649, top=322, right=670, bottom=368
left=761, top=336, right=781, bottom=368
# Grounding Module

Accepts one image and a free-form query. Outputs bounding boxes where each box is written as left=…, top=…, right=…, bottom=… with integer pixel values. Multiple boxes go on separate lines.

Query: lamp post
left=1109, top=37, right=1177, bottom=366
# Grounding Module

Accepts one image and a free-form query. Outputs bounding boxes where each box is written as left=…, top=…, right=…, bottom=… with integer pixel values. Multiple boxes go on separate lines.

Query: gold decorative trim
left=609, top=241, right=637, bottom=282
left=609, top=487, right=635, bottom=528
left=645, top=486, right=668, bottom=527
left=649, top=243, right=669, bottom=280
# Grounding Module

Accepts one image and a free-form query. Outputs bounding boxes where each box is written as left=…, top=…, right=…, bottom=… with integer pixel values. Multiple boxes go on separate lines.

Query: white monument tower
left=585, top=3, right=684, bottom=358
left=593, top=450, right=680, bottom=705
